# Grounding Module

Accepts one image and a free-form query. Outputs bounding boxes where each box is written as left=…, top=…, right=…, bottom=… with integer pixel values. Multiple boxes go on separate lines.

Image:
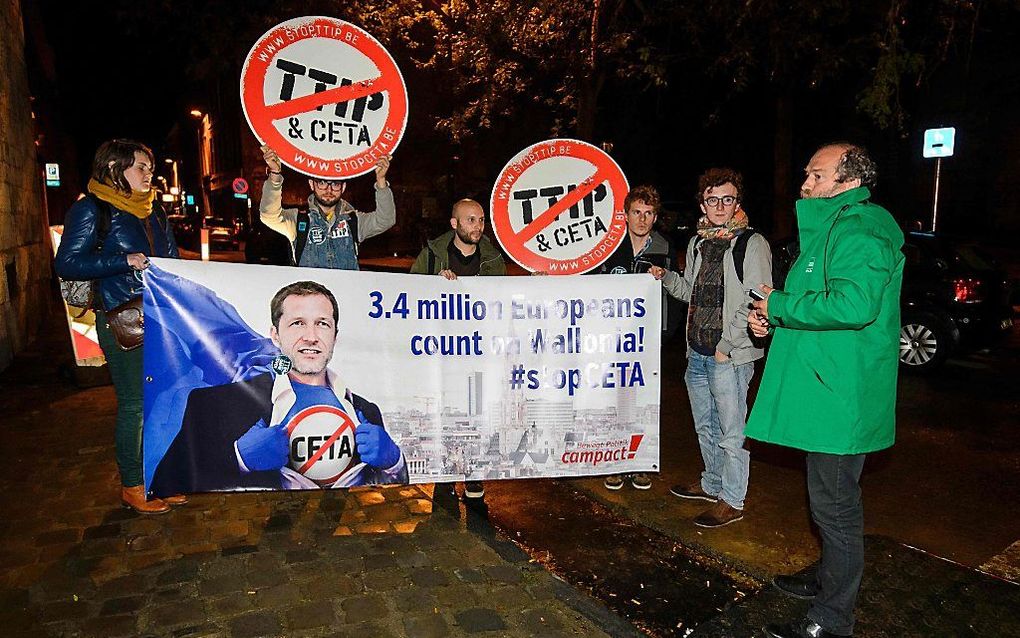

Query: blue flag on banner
left=142, top=265, right=279, bottom=489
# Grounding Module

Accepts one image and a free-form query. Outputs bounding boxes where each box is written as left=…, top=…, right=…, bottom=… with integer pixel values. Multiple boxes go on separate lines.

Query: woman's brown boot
left=163, top=494, right=189, bottom=506
left=121, top=485, right=170, bottom=514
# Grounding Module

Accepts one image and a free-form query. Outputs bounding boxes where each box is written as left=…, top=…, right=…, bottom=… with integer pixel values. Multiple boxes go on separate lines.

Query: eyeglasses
left=704, top=195, right=738, bottom=208
left=313, top=179, right=344, bottom=190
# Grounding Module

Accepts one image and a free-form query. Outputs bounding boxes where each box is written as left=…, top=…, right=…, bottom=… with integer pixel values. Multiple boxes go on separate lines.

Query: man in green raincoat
left=747, top=143, right=904, bottom=638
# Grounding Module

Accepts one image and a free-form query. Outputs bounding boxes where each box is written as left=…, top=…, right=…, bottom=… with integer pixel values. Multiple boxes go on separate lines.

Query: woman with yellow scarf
left=56, top=139, right=185, bottom=514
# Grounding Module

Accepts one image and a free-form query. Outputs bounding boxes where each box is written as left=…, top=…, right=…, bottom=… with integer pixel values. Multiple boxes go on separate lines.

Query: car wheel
left=899, top=312, right=951, bottom=372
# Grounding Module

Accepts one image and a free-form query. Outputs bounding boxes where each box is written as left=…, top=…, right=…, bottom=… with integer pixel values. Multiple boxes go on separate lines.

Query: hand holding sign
left=374, top=154, right=392, bottom=188
left=262, top=145, right=283, bottom=173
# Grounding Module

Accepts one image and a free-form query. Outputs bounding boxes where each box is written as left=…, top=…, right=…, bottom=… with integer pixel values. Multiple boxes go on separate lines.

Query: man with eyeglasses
left=258, top=145, right=395, bottom=270
left=648, top=168, right=772, bottom=528
left=597, top=184, right=672, bottom=492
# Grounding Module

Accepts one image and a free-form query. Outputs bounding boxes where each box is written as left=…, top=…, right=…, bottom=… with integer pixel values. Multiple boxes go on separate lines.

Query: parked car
left=898, top=232, right=1014, bottom=372
left=777, top=231, right=1014, bottom=373
left=204, top=217, right=240, bottom=251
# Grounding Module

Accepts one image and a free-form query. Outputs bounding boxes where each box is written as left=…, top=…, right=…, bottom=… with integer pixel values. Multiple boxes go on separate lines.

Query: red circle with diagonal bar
left=490, top=139, right=629, bottom=275
left=285, top=405, right=357, bottom=486
left=240, top=16, right=408, bottom=179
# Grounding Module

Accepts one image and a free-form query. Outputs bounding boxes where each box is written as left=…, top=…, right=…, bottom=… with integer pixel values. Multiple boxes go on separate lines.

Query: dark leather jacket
left=55, top=194, right=178, bottom=311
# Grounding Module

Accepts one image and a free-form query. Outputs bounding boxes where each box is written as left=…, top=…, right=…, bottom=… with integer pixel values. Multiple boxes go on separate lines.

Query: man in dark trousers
left=748, top=143, right=904, bottom=638
left=410, top=198, right=506, bottom=500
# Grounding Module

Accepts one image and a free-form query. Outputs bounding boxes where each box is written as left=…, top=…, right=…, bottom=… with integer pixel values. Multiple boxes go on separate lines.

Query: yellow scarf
left=87, top=178, right=155, bottom=219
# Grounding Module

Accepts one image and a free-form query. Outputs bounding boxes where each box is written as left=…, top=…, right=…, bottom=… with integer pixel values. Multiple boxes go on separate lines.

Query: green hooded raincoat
left=745, top=187, right=904, bottom=454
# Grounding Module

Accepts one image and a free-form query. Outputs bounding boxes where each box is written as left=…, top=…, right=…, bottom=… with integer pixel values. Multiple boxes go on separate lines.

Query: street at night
left=2, top=1, right=1020, bottom=637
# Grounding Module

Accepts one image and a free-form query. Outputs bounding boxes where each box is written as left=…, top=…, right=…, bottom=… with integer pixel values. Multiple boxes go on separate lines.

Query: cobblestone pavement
left=0, top=336, right=638, bottom=637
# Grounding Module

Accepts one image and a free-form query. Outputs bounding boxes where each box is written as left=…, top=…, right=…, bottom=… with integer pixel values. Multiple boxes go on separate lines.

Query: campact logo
left=560, top=434, right=644, bottom=466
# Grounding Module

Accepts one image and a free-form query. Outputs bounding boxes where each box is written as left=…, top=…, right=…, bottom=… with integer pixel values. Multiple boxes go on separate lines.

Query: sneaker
left=693, top=500, right=744, bottom=528
left=630, top=473, right=652, bottom=490
left=669, top=481, right=717, bottom=502
left=464, top=481, right=485, bottom=499
left=603, top=474, right=625, bottom=490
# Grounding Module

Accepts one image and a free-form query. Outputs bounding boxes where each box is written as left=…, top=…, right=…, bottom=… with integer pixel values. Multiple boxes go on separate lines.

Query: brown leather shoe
left=669, top=481, right=718, bottom=502
left=121, top=485, right=170, bottom=515
left=163, top=494, right=189, bottom=506
left=694, top=500, right=744, bottom=528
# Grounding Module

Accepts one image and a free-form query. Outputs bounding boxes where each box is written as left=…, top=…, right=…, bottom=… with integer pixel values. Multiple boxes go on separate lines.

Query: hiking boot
left=669, top=481, right=717, bottom=502
left=630, top=473, right=652, bottom=490
left=603, top=474, right=625, bottom=490
left=121, top=485, right=170, bottom=515
left=693, top=500, right=744, bottom=528
left=464, top=481, right=485, bottom=499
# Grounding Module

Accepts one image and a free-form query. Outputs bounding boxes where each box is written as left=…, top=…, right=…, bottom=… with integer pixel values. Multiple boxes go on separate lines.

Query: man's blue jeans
left=684, top=351, right=754, bottom=510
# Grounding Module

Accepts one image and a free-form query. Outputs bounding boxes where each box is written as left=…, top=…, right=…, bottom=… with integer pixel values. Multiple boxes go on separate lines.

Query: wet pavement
left=0, top=302, right=631, bottom=638
left=2, top=292, right=1018, bottom=636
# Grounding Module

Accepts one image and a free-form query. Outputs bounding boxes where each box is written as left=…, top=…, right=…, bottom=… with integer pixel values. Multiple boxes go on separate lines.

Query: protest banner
left=490, top=139, right=630, bottom=275
left=142, top=260, right=660, bottom=496
left=49, top=226, right=105, bottom=366
left=240, top=16, right=408, bottom=179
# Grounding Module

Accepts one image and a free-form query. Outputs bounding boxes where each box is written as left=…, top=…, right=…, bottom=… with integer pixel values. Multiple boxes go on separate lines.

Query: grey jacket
left=661, top=231, right=772, bottom=365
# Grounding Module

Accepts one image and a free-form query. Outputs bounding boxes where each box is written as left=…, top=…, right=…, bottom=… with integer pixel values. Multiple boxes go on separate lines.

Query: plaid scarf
left=687, top=238, right=728, bottom=355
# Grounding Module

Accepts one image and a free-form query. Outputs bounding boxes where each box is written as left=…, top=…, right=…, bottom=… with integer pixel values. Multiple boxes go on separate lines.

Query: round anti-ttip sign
left=490, top=139, right=629, bottom=275
left=240, top=16, right=408, bottom=179
left=285, top=405, right=357, bottom=486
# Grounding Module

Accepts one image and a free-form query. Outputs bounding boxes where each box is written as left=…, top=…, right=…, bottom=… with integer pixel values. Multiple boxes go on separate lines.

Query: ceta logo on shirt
left=285, top=405, right=357, bottom=485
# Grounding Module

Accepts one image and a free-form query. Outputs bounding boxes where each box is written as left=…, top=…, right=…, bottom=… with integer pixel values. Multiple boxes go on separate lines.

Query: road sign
left=45, top=163, right=60, bottom=180
left=490, top=139, right=629, bottom=275
left=923, top=127, right=956, bottom=158
left=240, top=16, right=408, bottom=179
left=232, top=177, right=249, bottom=194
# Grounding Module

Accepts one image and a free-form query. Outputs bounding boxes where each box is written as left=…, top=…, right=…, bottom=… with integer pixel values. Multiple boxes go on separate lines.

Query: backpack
left=292, top=209, right=358, bottom=266
left=59, top=195, right=112, bottom=316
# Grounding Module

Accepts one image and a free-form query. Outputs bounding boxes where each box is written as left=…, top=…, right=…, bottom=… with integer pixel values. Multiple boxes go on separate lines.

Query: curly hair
left=696, top=167, right=744, bottom=203
left=830, top=143, right=878, bottom=188
left=271, top=281, right=340, bottom=332
left=624, top=185, right=661, bottom=213
left=91, top=139, right=154, bottom=194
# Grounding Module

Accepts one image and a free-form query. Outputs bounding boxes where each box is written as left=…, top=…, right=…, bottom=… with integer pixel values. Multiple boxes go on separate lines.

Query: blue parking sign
left=923, top=127, right=956, bottom=158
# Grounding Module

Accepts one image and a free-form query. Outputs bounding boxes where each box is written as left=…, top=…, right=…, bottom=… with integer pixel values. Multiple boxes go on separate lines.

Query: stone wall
left=0, top=0, right=50, bottom=370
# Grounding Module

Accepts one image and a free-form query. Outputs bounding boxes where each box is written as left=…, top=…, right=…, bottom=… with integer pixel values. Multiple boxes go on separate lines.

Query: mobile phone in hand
left=748, top=288, right=767, bottom=302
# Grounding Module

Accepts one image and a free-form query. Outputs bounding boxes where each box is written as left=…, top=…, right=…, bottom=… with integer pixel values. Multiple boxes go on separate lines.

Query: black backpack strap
left=731, top=229, right=755, bottom=285
left=293, top=210, right=310, bottom=266
left=426, top=245, right=435, bottom=274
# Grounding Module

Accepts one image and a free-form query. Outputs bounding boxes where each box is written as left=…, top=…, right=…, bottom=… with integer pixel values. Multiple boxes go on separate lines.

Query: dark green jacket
left=745, top=187, right=904, bottom=454
left=410, top=230, right=506, bottom=276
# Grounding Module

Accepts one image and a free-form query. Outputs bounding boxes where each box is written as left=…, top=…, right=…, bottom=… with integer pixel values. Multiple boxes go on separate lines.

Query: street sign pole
left=922, top=126, right=956, bottom=234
